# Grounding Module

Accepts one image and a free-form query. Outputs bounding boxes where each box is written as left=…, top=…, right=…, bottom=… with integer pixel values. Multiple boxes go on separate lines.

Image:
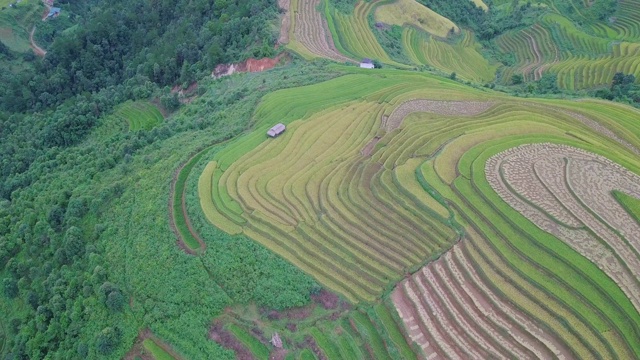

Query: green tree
left=3, top=277, right=18, bottom=298
left=95, top=326, right=122, bottom=355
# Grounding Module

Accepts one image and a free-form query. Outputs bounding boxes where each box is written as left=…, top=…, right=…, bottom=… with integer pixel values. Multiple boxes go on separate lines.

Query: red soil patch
left=171, top=82, right=199, bottom=104
left=213, top=54, right=288, bottom=78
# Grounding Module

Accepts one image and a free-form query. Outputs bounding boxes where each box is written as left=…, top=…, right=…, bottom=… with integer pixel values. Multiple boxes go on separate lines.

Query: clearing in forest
left=115, top=101, right=164, bottom=131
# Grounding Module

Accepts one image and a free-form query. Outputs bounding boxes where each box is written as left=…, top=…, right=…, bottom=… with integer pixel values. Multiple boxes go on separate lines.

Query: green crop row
left=456, top=135, right=640, bottom=357
left=225, top=324, right=270, bottom=360
left=142, top=339, right=176, bottom=360
left=613, top=190, right=640, bottom=223
left=404, top=28, right=497, bottom=82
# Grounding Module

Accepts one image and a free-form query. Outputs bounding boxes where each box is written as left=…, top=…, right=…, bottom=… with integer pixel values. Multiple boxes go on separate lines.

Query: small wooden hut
left=267, top=123, right=286, bottom=137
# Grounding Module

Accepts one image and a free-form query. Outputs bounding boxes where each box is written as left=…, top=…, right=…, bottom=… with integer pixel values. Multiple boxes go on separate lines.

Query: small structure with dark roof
left=360, top=58, right=374, bottom=69
left=267, top=123, right=286, bottom=137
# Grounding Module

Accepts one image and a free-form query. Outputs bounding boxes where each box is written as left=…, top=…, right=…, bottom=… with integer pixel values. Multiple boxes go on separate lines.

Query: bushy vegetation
left=417, top=0, right=544, bottom=40
left=0, top=61, right=342, bottom=359
left=594, top=72, right=640, bottom=104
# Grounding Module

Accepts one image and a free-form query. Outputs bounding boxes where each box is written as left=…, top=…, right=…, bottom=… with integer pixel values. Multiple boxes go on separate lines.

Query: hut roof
left=267, top=123, right=286, bottom=137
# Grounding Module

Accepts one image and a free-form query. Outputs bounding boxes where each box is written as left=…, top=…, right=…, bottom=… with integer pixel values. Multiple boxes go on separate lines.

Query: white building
left=360, top=58, right=375, bottom=69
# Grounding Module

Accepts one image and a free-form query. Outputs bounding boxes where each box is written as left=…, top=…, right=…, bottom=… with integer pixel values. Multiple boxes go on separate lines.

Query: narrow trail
left=29, top=26, right=46, bottom=57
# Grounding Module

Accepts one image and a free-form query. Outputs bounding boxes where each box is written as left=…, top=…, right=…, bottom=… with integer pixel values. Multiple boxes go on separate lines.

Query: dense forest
left=0, top=0, right=332, bottom=358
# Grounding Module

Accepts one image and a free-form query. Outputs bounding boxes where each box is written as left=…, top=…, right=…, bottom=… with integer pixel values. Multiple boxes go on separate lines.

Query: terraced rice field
left=115, top=101, right=164, bottom=131
left=373, top=0, right=458, bottom=38
left=198, top=68, right=640, bottom=357
left=404, top=29, right=498, bottom=82
left=389, top=96, right=640, bottom=358
left=285, top=0, right=353, bottom=62
left=325, top=0, right=404, bottom=66
left=589, top=0, right=640, bottom=41
left=496, top=13, right=640, bottom=89
left=311, top=304, right=417, bottom=360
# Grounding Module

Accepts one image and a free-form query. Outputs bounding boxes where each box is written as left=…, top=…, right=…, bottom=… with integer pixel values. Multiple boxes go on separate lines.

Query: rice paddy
left=197, top=67, right=640, bottom=357
left=280, top=0, right=640, bottom=91
left=373, top=0, right=458, bottom=38
left=115, top=101, right=164, bottom=131
left=496, top=13, right=640, bottom=89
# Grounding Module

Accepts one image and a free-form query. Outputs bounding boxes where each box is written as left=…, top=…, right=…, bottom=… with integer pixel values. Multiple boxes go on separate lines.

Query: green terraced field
left=325, top=0, right=400, bottom=65
left=142, top=339, right=176, bottom=360
left=280, top=0, right=640, bottom=92
left=404, top=28, right=498, bottom=82
left=496, top=12, right=640, bottom=89
left=198, top=66, right=640, bottom=357
left=115, top=101, right=164, bottom=131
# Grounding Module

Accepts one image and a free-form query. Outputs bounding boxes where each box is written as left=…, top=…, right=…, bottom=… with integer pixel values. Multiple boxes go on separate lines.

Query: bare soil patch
left=29, top=26, right=46, bottom=57
left=311, top=289, right=340, bottom=310
left=303, top=335, right=327, bottom=360
left=213, top=54, right=288, bottom=78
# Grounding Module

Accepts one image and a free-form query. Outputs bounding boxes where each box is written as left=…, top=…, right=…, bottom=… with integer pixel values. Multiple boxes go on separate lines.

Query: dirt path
left=168, top=153, right=207, bottom=255
left=29, top=26, right=46, bottom=57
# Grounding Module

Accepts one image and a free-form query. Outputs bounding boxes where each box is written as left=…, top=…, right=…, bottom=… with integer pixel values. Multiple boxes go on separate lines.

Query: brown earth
left=213, top=54, right=288, bottom=78
left=311, top=289, right=340, bottom=310
left=171, top=82, right=199, bottom=104
left=29, top=26, right=46, bottom=57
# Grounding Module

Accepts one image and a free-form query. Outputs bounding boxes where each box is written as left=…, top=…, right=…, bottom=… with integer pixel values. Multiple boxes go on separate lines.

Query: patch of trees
left=328, top=0, right=359, bottom=14
left=417, top=0, right=543, bottom=40
left=0, top=0, right=280, bottom=113
left=0, top=62, right=340, bottom=359
left=594, top=72, right=640, bottom=104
